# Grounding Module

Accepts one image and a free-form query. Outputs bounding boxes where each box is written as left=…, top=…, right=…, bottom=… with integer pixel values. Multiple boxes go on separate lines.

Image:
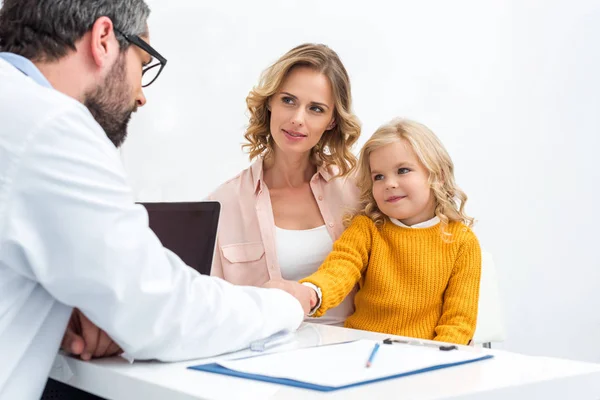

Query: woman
left=209, top=43, right=361, bottom=325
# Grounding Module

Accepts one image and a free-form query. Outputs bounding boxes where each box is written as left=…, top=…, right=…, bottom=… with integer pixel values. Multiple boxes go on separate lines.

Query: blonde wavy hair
left=345, top=118, right=474, bottom=240
left=243, top=43, right=361, bottom=177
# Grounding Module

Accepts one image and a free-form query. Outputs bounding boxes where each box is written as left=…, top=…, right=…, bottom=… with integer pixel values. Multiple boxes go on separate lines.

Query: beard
left=84, top=53, right=136, bottom=148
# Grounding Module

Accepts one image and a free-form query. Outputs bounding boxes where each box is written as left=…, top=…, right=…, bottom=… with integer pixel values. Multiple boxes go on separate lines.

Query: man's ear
left=89, top=16, right=119, bottom=69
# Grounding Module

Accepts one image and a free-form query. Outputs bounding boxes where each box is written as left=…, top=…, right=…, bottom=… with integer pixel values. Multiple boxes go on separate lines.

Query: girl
left=300, top=118, right=481, bottom=344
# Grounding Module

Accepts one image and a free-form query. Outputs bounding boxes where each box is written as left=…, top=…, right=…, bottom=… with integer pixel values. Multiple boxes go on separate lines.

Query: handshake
left=262, top=279, right=319, bottom=315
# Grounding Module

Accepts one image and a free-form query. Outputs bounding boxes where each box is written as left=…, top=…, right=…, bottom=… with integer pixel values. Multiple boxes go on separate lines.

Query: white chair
left=472, top=250, right=506, bottom=348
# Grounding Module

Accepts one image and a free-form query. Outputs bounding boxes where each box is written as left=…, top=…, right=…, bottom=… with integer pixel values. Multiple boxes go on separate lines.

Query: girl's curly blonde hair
left=345, top=118, right=474, bottom=240
left=242, top=43, right=361, bottom=177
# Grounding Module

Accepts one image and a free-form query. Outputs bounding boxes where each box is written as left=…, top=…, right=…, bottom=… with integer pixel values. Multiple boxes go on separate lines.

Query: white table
left=50, top=323, right=600, bottom=399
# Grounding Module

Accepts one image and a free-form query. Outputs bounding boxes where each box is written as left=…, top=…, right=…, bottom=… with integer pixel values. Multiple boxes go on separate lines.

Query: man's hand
left=262, top=279, right=315, bottom=315
left=61, top=308, right=122, bottom=360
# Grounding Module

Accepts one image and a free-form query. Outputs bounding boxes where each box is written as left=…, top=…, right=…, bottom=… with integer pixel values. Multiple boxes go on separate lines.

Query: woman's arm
left=434, top=234, right=482, bottom=344
left=209, top=237, right=224, bottom=278
left=300, top=216, right=373, bottom=317
left=205, top=193, right=224, bottom=278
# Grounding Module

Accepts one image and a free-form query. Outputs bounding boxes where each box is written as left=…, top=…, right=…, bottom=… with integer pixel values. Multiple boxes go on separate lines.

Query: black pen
left=383, top=338, right=457, bottom=351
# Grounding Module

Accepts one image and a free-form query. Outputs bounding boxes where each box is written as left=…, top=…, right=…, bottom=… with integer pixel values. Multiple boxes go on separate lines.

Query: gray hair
left=0, top=0, right=150, bottom=62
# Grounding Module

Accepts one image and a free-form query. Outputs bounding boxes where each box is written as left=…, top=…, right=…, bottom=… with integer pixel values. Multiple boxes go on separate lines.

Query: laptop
left=139, top=201, right=220, bottom=276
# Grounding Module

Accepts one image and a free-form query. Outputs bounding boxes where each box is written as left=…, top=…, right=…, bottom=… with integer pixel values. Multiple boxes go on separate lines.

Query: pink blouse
left=208, top=158, right=360, bottom=286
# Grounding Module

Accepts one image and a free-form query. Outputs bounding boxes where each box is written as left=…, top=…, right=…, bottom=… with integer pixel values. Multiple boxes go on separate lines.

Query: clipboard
left=188, top=339, right=493, bottom=392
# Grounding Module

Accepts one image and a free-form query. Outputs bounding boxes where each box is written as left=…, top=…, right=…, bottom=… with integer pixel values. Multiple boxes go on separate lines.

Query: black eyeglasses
left=114, top=28, right=167, bottom=87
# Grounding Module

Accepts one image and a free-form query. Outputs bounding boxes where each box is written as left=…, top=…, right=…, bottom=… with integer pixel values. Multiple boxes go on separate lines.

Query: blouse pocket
left=220, top=242, right=267, bottom=286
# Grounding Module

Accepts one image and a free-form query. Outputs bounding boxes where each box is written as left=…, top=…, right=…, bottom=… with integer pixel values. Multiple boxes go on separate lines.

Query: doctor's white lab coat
left=0, top=58, right=303, bottom=399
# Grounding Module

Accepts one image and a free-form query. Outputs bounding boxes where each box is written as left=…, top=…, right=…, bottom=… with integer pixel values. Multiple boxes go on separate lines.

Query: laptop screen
left=139, top=201, right=220, bottom=276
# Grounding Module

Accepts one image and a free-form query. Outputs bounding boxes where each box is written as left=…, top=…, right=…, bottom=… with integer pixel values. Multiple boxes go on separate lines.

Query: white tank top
left=275, top=225, right=354, bottom=326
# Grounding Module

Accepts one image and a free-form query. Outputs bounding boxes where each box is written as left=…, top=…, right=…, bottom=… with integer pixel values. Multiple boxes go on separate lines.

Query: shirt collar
left=0, top=52, right=52, bottom=88
left=251, top=158, right=336, bottom=193
left=390, top=216, right=440, bottom=229
left=251, top=159, right=265, bottom=193
left=317, top=165, right=334, bottom=182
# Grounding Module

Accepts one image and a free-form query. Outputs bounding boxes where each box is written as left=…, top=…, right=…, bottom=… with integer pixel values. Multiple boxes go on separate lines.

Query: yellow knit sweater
left=300, top=215, right=481, bottom=345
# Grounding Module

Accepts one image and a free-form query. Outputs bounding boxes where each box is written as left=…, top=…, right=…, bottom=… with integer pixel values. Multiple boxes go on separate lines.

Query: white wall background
left=121, top=0, right=600, bottom=363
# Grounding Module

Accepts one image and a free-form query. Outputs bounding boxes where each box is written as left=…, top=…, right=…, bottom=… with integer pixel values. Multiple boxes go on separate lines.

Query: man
left=0, top=1, right=313, bottom=398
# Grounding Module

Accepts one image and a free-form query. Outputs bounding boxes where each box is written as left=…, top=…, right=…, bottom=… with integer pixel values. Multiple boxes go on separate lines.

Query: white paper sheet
left=217, top=339, right=491, bottom=388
